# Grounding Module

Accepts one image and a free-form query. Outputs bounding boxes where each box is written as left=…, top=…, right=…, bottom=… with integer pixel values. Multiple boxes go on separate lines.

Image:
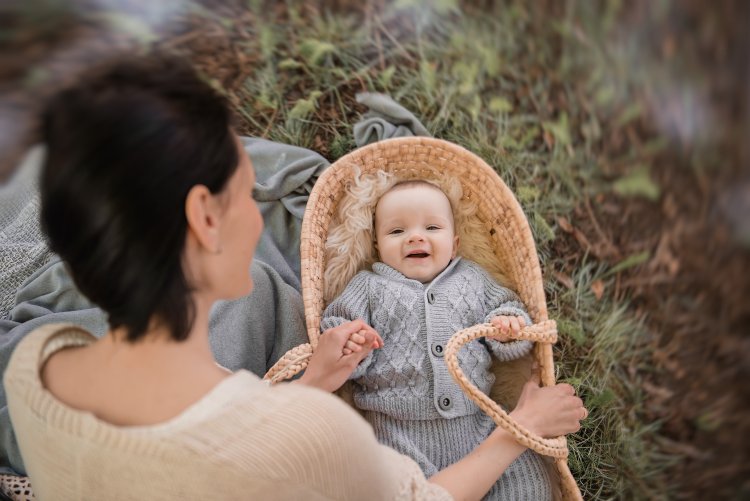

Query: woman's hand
left=297, top=319, right=382, bottom=393
left=509, top=364, right=587, bottom=438
left=429, top=363, right=586, bottom=499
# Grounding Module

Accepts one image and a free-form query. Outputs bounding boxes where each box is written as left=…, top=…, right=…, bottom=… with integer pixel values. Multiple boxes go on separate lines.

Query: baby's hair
left=324, top=167, right=505, bottom=302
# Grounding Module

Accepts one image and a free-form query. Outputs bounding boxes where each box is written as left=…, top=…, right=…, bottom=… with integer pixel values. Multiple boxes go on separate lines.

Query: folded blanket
left=353, top=93, right=431, bottom=147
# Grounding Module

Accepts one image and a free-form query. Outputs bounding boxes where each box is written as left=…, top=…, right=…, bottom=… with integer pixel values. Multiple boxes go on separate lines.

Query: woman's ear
left=185, top=185, right=222, bottom=254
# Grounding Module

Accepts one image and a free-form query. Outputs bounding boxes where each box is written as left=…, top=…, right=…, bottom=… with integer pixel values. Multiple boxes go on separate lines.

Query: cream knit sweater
left=4, top=324, right=451, bottom=500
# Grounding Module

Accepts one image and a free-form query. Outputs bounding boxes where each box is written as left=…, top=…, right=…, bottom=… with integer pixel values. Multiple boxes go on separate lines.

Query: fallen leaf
left=557, top=216, right=573, bottom=233
left=573, top=228, right=593, bottom=253
left=591, top=279, right=605, bottom=300
left=553, top=270, right=574, bottom=289
left=543, top=129, right=554, bottom=149
left=642, top=381, right=675, bottom=401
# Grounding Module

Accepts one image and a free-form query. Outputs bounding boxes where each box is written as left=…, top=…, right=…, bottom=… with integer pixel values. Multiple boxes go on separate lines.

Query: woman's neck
left=103, top=293, right=221, bottom=371
left=42, top=293, right=230, bottom=427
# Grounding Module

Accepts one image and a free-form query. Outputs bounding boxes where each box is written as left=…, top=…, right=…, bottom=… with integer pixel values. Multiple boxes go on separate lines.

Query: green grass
left=192, top=1, right=676, bottom=498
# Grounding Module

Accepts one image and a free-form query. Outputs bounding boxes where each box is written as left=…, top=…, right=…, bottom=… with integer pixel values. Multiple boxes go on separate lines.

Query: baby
left=321, top=179, right=552, bottom=500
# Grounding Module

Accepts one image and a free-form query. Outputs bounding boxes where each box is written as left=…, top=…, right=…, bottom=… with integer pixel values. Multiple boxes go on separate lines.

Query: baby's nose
left=407, top=231, right=425, bottom=243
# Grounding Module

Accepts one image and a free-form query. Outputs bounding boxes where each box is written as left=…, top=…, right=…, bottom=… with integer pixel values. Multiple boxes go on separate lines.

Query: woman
left=4, top=56, right=586, bottom=500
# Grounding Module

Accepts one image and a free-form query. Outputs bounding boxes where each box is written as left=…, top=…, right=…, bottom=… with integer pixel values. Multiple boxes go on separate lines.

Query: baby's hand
left=342, top=328, right=384, bottom=355
left=489, top=315, right=526, bottom=342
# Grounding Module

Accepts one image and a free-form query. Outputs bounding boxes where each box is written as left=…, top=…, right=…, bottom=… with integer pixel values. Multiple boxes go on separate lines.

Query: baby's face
left=374, top=184, right=458, bottom=283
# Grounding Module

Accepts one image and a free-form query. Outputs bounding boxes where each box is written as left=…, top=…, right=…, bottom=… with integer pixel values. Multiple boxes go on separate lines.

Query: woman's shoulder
left=4, top=323, right=93, bottom=389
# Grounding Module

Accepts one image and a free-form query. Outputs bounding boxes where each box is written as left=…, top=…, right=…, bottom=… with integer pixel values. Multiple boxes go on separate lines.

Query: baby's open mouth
left=406, top=252, right=430, bottom=258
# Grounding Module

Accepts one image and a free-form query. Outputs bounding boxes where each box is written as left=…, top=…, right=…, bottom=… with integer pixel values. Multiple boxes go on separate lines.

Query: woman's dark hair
left=40, top=55, right=239, bottom=343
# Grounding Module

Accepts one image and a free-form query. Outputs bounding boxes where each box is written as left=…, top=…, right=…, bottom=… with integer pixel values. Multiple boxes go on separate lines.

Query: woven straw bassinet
left=265, top=136, right=583, bottom=500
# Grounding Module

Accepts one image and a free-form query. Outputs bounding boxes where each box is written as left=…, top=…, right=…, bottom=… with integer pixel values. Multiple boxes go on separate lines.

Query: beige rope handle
left=263, top=343, right=314, bottom=384
left=445, top=319, right=570, bottom=458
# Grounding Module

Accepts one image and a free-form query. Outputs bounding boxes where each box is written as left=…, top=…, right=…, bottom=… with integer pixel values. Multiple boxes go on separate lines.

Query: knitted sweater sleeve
left=472, top=263, right=534, bottom=362
left=320, top=272, right=376, bottom=378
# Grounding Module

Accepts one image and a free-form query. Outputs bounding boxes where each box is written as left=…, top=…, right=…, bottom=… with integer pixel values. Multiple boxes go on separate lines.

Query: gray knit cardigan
left=321, top=257, right=533, bottom=420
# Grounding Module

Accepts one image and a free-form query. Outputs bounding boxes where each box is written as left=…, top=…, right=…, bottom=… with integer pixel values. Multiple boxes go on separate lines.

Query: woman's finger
left=556, top=383, right=576, bottom=396
left=529, top=362, right=541, bottom=386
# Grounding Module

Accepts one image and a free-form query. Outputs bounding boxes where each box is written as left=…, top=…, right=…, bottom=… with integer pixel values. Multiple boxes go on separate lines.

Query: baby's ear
left=452, top=235, right=460, bottom=258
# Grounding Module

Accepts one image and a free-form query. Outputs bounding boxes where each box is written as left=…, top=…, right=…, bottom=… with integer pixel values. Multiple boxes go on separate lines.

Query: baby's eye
left=389, top=229, right=404, bottom=235
left=426, top=225, right=441, bottom=231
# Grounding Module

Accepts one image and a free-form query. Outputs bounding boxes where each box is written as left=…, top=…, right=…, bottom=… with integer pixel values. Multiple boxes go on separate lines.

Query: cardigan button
left=427, top=292, right=436, bottom=304
left=431, top=342, right=444, bottom=357
left=437, top=395, right=453, bottom=411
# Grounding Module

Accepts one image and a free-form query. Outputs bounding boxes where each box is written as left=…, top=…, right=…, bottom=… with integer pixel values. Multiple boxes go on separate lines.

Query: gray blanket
left=0, top=92, right=429, bottom=475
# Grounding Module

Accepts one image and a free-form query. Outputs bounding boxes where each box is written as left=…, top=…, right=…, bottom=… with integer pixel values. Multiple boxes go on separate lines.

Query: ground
left=1, top=0, right=748, bottom=498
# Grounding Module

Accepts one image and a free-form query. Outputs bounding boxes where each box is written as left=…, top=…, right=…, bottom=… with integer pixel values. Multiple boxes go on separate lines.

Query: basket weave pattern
left=266, top=137, right=582, bottom=500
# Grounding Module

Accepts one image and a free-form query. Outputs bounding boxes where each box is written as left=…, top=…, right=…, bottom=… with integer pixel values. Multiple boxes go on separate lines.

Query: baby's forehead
left=375, top=182, right=454, bottom=219
left=380, top=182, right=449, bottom=204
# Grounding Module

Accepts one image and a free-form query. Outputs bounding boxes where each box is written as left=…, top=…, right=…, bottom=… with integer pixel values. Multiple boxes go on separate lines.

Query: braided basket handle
left=263, top=343, right=314, bottom=383
left=444, top=319, right=569, bottom=458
